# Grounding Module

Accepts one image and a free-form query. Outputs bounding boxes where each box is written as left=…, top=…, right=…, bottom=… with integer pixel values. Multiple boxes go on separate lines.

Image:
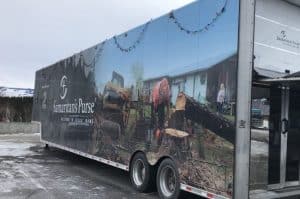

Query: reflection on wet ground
left=0, top=133, right=201, bottom=199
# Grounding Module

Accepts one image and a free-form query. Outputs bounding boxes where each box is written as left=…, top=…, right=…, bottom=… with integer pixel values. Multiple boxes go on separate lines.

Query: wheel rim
left=132, top=159, right=146, bottom=186
left=160, top=166, right=176, bottom=197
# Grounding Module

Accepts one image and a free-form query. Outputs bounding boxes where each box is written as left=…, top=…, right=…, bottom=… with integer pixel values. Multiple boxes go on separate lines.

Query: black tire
left=157, top=158, right=180, bottom=199
left=130, top=152, right=155, bottom=192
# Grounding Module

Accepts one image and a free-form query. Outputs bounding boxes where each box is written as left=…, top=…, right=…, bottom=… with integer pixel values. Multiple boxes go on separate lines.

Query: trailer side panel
left=33, top=0, right=240, bottom=198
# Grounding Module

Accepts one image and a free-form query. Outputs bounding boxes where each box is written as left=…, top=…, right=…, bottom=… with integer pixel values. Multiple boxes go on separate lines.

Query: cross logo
left=60, top=75, right=68, bottom=100
left=280, top=30, right=287, bottom=39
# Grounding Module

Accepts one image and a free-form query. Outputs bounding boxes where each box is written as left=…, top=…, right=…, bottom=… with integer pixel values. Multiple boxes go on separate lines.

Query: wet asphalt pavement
left=0, top=133, right=200, bottom=199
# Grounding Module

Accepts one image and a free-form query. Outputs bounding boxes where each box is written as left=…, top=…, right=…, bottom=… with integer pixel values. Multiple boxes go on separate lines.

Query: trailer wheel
left=157, top=158, right=180, bottom=199
left=130, top=153, right=154, bottom=192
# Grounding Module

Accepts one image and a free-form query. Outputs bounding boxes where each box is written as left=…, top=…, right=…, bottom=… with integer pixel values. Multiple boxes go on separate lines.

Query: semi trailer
left=32, top=0, right=300, bottom=198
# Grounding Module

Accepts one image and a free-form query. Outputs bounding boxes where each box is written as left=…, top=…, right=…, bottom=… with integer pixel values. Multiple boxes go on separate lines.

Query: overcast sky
left=0, top=0, right=194, bottom=89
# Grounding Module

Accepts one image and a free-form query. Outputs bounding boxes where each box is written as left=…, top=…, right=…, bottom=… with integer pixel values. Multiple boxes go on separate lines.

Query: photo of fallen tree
left=91, top=56, right=237, bottom=197
left=32, top=0, right=240, bottom=198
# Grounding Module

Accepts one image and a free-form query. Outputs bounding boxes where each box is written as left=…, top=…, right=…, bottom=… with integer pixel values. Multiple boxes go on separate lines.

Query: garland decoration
left=80, top=41, right=106, bottom=67
left=113, top=21, right=151, bottom=53
left=169, top=0, right=228, bottom=35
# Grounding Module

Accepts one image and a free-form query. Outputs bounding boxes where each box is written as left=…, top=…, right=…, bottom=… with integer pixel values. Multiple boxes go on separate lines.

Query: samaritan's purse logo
left=60, top=75, right=68, bottom=100
left=54, top=75, right=95, bottom=114
left=276, top=30, right=300, bottom=49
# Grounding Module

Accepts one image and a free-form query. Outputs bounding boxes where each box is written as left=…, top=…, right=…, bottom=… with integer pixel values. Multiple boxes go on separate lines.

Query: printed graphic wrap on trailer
left=32, top=0, right=240, bottom=198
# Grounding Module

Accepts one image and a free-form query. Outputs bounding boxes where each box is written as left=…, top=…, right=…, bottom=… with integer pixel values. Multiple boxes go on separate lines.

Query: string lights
left=113, top=21, right=151, bottom=53
left=169, top=0, right=228, bottom=35
left=80, top=41, right=106, bottom=67
left=111, top=0, right=228, bottom=52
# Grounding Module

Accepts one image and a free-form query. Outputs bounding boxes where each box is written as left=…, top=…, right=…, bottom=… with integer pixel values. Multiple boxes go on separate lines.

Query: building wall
left=0, top=122, right=40, bottom=134
left=170, top=72, right=208, bottom=105
left=254, top=0, right=300, bottom=73
left=0, top=97, right=33, bottom=122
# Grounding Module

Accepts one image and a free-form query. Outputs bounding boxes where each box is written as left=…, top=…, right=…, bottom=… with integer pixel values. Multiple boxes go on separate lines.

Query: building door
left=285, top=84, right=300, bottom=187
left=269, top=83, right=300, bottom=189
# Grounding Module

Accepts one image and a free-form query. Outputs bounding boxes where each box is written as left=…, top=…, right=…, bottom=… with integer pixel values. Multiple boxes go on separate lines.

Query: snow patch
left=0, top=170, right=14, bottom=179
left=93, top=186, right=104, bottom=191
left=70, top=185, right=80, bottom=190
left=251, top=140, right=268, bottom=156
left=0, top=142, right=36, bottom=156
left=0, top=87, right=33, bottom=98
